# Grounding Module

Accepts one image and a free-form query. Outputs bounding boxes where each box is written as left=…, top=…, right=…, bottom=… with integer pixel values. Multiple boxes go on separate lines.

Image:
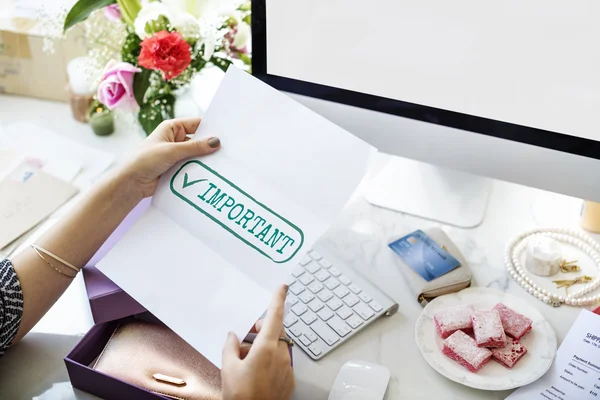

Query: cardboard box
left=0, top=16, right=86, bottom=101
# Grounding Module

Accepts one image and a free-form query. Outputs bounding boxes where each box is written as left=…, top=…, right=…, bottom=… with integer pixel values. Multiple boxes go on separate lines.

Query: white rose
left=233, top=21, right=250, bottom=49
left=134, top=0, right=200, bottom=40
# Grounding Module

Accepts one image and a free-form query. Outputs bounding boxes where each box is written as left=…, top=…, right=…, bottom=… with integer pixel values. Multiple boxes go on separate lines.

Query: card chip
left=407, top=236, right=418, bottom=245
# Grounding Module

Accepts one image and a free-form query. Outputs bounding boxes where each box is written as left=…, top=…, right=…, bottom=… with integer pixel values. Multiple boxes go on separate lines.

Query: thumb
left=174, top=137, right=221, bottom=161
left=222, top=332, right=241, bottom=368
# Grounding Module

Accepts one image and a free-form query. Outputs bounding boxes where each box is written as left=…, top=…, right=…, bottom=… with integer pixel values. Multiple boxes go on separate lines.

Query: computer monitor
left=252, top=0, right=600, bottom=227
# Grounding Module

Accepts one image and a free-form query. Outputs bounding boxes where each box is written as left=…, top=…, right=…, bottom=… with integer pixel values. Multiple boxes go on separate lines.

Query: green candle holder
left=89, top=103, right=115, bottom=136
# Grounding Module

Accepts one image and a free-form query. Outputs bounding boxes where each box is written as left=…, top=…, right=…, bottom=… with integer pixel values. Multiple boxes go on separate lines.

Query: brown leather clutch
left=93, top=320, right=222, bottom=400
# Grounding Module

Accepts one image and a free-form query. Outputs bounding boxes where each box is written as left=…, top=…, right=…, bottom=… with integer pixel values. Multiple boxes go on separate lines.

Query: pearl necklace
left=505, top=228, right=600, bottom=307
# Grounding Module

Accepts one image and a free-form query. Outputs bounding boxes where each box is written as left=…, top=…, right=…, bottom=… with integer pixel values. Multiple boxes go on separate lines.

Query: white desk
left=0, top=87, right=596, bottom=400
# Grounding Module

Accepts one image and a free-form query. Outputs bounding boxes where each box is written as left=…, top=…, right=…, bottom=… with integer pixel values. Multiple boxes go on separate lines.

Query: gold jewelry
left=31, top=245, right=77, bottom=278
left=559, top=259, right=581, bottom=273
left=278, top=336, right=294, bottom=347
left=553, top=275, right=594, bottom=295
left=31, top=244, right=80, bottom=273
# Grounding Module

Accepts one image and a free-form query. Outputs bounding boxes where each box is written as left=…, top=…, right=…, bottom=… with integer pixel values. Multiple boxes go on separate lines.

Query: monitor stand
left=364, top=154, right=492, bottom=228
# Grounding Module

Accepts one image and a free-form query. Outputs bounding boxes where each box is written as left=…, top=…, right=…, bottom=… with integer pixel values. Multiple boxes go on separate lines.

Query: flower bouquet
left=63, top=0, right=251, bottom=135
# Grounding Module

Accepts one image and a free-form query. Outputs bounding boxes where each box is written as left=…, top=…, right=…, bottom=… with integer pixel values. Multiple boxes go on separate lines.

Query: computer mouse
left=327, top=360, right=390, bottom=400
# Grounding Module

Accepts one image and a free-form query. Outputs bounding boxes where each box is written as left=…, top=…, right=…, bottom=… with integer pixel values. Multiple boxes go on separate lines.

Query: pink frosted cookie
left=493, top=303, right=533, bottom=340
left=434, top=304, right=474, bottom=339
left=442, top=330, right=492, bottom=372
left=471, top=310, right=506, bottom=348
left=491, top=337, right=527, bottom=369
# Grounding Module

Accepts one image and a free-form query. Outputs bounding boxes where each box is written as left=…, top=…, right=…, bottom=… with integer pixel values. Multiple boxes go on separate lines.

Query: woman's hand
left=222, top=285, right=295, bottom=400
left=119, top=117, right=221, bottom=200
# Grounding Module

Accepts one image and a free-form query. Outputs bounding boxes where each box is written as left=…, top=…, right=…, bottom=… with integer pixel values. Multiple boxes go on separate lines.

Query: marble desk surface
left=0, top=94, right=596, bottom=400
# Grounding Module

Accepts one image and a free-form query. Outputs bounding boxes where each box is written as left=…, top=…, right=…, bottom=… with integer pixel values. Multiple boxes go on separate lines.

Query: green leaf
left=138, top=104, right=163, bottom=135
left=63, top=0, right=116, bottom=33
left=138, top=93, right=175, bottom=136
left=116, top=0, right=141, bottom=27
left=243, top=14, right=251, bottom=26
left=121, top=29, right=142, bottom=65
left=133, top=68, right=152, bottom=107
left=211, top=57, right=233, bottom=73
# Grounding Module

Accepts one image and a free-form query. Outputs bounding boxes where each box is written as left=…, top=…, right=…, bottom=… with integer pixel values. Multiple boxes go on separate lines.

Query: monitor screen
left=261, top=0, right=600, bottom=143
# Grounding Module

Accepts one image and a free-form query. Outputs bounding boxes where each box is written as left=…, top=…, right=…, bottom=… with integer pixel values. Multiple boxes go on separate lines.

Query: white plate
left=415, top=287, right=557, bottom=391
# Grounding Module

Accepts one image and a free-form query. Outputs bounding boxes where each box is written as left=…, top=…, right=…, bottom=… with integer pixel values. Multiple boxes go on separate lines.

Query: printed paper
left=98, top=66, right=373, bottom=367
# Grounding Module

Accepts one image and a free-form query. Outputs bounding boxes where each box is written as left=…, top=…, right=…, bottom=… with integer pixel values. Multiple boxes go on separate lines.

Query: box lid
left=83, top=198, right=151, bottom=323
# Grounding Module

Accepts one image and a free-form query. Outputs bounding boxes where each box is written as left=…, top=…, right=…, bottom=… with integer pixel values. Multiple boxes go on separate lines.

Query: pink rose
left=103, top=4, right=122, bottom=22
left=97, top=61, right=141, bottom=110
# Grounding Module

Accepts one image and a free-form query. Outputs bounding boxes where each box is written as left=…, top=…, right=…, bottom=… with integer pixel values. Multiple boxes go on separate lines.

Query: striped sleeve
left=0, top=259, right=23, bottom=356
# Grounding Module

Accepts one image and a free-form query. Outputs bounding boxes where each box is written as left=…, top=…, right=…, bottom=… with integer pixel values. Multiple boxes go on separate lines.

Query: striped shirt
left=0, top=259, right=23, bottom=356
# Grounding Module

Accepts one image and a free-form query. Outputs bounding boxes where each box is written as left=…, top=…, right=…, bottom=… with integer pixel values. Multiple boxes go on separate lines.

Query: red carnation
left=138, top=31, right=191, bottom=80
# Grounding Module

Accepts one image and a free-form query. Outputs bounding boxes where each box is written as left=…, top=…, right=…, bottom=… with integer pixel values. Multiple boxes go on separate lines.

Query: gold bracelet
left=31, top=244, right=80, bottom=273
left=31, top=245, right=77, bottom=279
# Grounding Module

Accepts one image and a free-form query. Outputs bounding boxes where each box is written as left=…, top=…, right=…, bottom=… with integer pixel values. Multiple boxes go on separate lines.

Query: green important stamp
left=170, top=160, right=304, bottom=263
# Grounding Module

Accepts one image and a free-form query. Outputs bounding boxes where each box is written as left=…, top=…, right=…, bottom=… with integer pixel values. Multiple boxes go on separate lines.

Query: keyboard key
left=299, top=274, right=315, bottom=286
left=308, top=282, right=324, bottom=294
left=346, top=314, right=364, bottom=329
left=286, top=296, right=299, bottom=306
left=308, top=342, right=323, bottom=356
left=284, top=314, right=298, bottom=328
left=314, top=269, right=330, bottom=282
left=299, top=255, right=312, bottom=266
left=337, top=306, right=354, bottom=320
left=353, top=302, right=376, bottom=320
left=310, top=320, right=340, bottom=346
left=333, top=286, right=350, bottom=299
left=299, top=335, right=312, bottom=346
left=287, top=277, right=296, bottom=286
left=317, top=290, right=334, bottom=302
left=305, top=331, right=318, bottom=342
left=324, top=278, right=340, bottom=290
left=289, top=282, right=305, bottom=295
left=306, top=262, right=321, bottom=274
left=327, top=297, right=343, bottom=311
left=369, top=301, right=383, bottom=312
left=289, top=324, right=303, bottom=337
left=339, top=275, right=352, bottom=286
left=292, top=266, right=306, bottom=277
left=292, top=304, right=308, bottom=316
left=309, top=250, right=322, bottom=260
left=299, top=292, right=315, bottom=304
left=317, top=307, right=334, bottom=321
left=302, top=312, right=317, bottom=325
left=329, top=267, right=342, bottom=277
left=319, top=259, right=332, bottom=269
left=348, top=284, right=362, bottom=294
left=327, top=316, right=352, bottom=337
left=309, top=300, right=324, bottom=312
left=343, top=294, right=360, bottom=307
left=359, top=292, right=372, bottom=303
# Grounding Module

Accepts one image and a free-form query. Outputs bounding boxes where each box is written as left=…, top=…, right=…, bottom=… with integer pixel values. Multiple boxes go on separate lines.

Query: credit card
left=388, top=230, right=461, bottom=282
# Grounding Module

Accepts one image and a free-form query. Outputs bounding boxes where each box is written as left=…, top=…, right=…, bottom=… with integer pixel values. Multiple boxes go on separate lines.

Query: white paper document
left=97, top=66, right=373, bottom=367
left=508, top=310, right=600, bottom=400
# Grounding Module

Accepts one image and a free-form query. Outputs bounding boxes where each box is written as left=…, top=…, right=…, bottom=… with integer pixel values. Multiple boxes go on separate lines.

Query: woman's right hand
left=221, top=285, right=295, bottom=400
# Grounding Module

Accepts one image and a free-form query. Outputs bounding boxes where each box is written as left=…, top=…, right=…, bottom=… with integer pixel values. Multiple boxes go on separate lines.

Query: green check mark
left=182, top=173, right=207, bottom=189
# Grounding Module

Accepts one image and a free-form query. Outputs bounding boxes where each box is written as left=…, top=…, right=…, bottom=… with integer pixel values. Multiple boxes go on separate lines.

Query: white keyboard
left=285, top=246, right=398, bottom=360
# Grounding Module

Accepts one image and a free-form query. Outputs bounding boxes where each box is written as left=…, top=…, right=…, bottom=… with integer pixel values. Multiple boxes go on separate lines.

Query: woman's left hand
left=119, top=117, right=221, bottom=200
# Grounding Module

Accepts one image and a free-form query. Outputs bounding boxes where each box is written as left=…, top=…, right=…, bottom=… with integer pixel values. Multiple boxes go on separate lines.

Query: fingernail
left=208, top=137, right=220, bottom=148
left=283, top=284, right=289, bottom=293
